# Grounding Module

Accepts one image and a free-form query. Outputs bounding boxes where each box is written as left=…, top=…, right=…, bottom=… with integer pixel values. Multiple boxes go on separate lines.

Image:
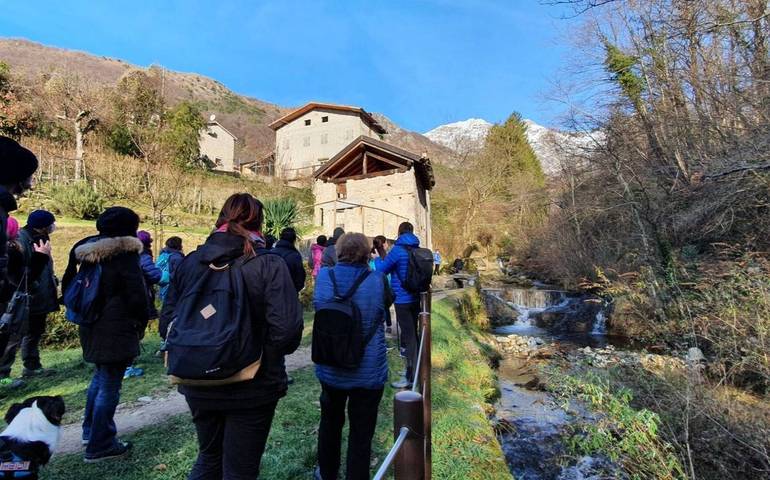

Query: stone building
left=199, top=117, right=237, bottom=173
left=313, top=135, right=434, bottom=247
left=269, top=102, right=387, bottom=181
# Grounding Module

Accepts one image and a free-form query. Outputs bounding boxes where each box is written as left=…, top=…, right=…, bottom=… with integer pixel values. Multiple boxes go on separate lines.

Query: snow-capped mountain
left=424, top=118, right=599, bottom=175
left=424, top=118, right=493, bottom=154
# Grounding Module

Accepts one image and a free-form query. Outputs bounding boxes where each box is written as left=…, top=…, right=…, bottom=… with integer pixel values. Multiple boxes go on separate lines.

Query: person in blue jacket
left=377, top=222, right=421, bottom=389
left=313, top=232, right=393, bottom=480
left=128, top=230, right=161, bottom=379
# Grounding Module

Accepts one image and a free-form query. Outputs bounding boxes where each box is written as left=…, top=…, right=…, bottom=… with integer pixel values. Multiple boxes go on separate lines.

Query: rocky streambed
left=480, top=284, right=694, bottom=479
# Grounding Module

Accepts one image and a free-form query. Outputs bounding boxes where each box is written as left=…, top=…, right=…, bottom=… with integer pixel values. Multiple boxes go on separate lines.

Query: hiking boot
left=0, top=377, right=25, bottom=389
left=391, top=377, right=411, bottom=389
left=22, top=367, right=56, bottom=378
left=84, top=440, right=132, bottom=463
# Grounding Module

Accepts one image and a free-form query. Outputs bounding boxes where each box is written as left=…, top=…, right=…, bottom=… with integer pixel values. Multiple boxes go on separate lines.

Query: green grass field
left=9, top=295, right=508, bottom=479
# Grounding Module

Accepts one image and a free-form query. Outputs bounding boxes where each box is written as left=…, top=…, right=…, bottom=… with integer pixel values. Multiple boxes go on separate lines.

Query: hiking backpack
left=399, top=246, right=434, bottom=294
left=164, top=255, right=262, bottom=386
left=312, top=269, right=379, bottom=369
left=63, top=262, right=102, bottom=326
left=156, top=251, right=171, bottom=285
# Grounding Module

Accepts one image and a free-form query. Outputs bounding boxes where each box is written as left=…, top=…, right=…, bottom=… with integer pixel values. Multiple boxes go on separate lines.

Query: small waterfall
left=591, top=310, right=607, bottom=335
left=502, top=288, right=563, bottom=309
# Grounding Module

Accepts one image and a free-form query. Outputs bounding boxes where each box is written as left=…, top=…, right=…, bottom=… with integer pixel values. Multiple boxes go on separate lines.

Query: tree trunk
left=74, top=119, right=84, bottom=181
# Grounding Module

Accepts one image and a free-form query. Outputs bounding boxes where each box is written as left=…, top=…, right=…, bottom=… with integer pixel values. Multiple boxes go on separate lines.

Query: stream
left=483, top=285, right=626, bottom=479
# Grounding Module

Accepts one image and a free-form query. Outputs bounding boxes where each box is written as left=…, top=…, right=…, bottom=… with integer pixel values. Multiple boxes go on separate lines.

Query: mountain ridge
left=0, top=38, right=454, bottom=165
left=424, top=117, right=598, bottom=175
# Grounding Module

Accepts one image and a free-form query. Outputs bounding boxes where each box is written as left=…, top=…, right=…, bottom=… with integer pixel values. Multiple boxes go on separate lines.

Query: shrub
left=546, top=369, right=687, bottom=480
left=263, top=198, right=298, bottom=238
left=41, top=311, right=79, bottom=349
left=50, top=182, right=105, bottom=220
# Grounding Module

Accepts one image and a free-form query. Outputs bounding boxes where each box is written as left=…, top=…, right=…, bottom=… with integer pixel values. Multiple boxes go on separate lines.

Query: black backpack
left=399, top=246, right=434, bottom=294
left=164, top=255, right=262, bottom=386
left=312, top=269, right=378, bottom=369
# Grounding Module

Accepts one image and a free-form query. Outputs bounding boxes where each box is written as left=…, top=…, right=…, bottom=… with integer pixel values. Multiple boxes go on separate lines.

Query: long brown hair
left=215, top=193, right=264, bottom=256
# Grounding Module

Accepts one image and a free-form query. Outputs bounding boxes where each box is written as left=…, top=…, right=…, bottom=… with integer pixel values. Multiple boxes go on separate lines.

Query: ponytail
left=215, top=193, right=264, bottom=257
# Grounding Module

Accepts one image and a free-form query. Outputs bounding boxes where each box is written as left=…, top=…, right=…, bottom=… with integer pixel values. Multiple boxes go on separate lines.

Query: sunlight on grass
left=34, top=295, right=508, bottom=479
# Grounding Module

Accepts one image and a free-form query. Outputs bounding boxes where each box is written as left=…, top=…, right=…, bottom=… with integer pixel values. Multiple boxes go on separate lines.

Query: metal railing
left=373, top=291, right=432, bottom=480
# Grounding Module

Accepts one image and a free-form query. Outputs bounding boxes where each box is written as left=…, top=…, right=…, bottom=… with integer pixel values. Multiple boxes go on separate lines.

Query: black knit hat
left=27, top=210, right=56, bottom=229
left=96, top=206, right=140, bottom=238
left=0, top=136, right=38, bottom=185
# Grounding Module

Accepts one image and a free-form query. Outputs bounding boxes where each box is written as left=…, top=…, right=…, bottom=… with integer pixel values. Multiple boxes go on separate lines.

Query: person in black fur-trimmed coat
left=61, top=207, right=150, bottom=463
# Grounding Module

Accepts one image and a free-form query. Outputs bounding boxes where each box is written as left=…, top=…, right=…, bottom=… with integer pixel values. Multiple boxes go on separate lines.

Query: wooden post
left=332, top=199, right=337, bottom=230
left=394, top=390, right=425, bottom=480
left=422, top=291, right=432, bottom=480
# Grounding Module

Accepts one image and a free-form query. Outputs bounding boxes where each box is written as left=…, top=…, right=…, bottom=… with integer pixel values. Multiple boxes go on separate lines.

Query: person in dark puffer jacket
left=66, top=207, right=149, bottom=463
left=0, top=210, right=59, bottom=380
left=137, top=230, right=162, bottom=320
left=272, top=227, right=306, bottom=293
left=0, top=137, right=38, bottom=393
left=313, top=232, right=393, bottom=480
left=160, top=193, right=302, bottom=479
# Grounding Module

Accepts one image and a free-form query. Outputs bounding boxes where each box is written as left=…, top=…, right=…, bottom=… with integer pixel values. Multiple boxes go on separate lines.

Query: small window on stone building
left=322, top=116, right=329, bottom=123
left=320, top=133, right=328, bottom=144
left=336, top=183, right=347, bottom=200
left=303, top=136, right=310, bottom=147
left=305, top=119, right=311, bottom=126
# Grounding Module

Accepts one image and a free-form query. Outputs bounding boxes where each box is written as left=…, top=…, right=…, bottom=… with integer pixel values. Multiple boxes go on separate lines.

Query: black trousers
left=395, top=302, right=420, bottom=381
left=317, top=383, right=384, bottom=480
left=187, top=400, right=278, bottom=480
left=0, top=313, right=47, bottom=376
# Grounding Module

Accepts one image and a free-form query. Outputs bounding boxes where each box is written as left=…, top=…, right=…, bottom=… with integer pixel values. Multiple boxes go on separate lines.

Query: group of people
left=0, top=135, right=435, bottom=479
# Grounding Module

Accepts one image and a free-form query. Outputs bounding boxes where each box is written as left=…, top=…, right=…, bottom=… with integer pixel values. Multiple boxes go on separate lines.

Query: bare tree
left=42, top=73, right=103, bottom=180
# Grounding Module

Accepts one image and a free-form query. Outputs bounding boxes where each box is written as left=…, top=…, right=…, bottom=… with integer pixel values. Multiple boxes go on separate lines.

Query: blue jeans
left=83, top=363, right=126, bottom=455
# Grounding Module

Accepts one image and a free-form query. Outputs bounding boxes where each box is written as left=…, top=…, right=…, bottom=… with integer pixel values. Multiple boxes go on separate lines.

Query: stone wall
left=312, top=170, right=431, bottom=246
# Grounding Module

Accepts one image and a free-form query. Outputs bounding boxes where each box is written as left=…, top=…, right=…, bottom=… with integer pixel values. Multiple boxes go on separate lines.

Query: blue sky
left=0, top=1, right=579, bottom=132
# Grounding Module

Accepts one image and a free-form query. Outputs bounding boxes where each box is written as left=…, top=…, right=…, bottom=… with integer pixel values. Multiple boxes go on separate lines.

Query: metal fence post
left=394, top=390, right=425, bottom=480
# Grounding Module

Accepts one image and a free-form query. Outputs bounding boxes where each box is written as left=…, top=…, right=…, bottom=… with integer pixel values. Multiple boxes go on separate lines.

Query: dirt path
left=56, top=290, right=457, bottom=455
left=57, top=346, right=313, bottom=455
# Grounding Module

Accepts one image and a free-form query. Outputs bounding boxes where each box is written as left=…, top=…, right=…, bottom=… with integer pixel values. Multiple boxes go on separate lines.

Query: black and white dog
left=0, top=396, right=65, bottom=479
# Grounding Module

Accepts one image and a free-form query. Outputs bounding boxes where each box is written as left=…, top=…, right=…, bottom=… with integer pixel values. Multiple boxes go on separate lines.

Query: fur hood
left=74, top=236, right=143, bottom=263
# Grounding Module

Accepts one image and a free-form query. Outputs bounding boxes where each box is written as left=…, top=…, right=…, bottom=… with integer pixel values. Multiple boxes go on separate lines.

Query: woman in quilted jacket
left=312, top=232, right=393, bottom=480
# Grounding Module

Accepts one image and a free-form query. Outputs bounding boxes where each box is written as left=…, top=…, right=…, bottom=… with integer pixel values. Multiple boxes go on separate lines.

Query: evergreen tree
left=163, top=101, right=206, bottom=169
left=483, top=112, right=545, bottom=187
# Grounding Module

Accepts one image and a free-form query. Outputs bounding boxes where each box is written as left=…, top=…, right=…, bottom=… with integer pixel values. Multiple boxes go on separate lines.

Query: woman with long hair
left=160, top=193, right=303, bottom=479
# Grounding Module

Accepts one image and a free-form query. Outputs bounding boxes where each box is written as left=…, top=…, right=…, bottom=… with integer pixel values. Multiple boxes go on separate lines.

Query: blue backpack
left=156, top=251, right=171, bottom=285
left=63, top=262, right=103, bottom=326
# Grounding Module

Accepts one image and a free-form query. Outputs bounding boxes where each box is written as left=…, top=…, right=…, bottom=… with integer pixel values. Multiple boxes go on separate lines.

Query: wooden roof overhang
left=269, top=102, right=387, bottom=134
left=313, top=136, right=435, bottom=190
